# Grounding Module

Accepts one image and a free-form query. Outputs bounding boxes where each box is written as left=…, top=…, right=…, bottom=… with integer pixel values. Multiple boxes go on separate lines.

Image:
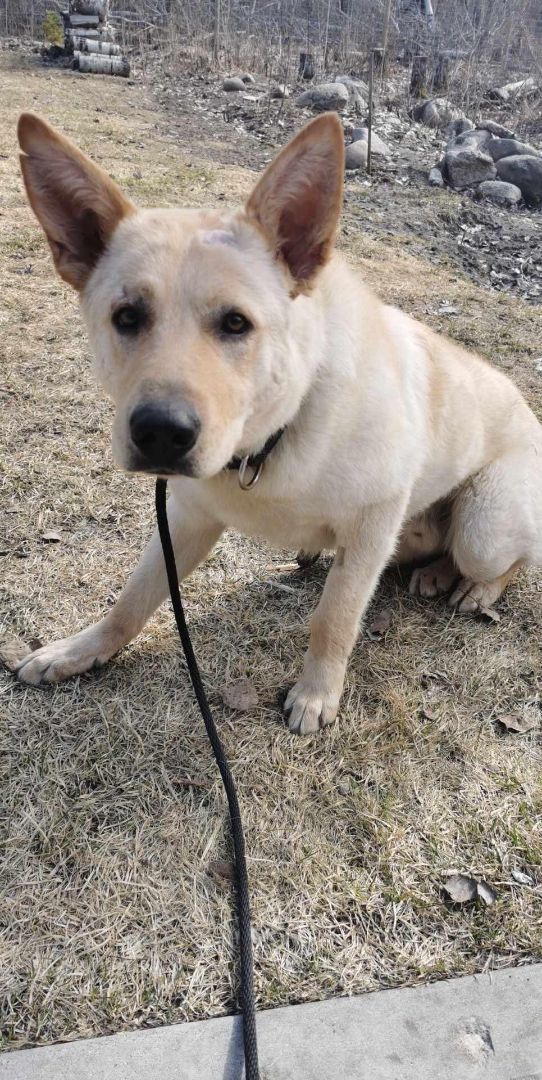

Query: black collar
left=227, top=427, right=285, bottom=489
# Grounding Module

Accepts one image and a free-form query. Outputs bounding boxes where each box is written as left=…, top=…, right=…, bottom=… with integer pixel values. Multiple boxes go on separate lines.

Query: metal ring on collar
left=238, top=455, right=264, bottom=490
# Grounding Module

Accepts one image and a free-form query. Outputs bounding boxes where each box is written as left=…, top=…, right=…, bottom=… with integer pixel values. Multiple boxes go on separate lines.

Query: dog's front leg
left=16, top=496, right=223, bottom=686
left=285, top=501, right=407, bottom=735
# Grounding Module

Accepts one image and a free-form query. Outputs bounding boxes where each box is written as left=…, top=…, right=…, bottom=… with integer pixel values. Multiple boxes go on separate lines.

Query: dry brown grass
left=1, top=48, right=541, bottom=1052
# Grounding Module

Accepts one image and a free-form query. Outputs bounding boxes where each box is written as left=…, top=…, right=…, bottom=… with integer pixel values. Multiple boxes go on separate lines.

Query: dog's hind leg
left=447, top=445, right=542, bottom=614
left=16, top=496, right=223, bottom=686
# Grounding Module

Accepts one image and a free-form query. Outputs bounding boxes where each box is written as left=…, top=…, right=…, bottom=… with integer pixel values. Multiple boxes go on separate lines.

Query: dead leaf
left=41, top=530, right=61, bottom=543
left=366, top=608, right=392, bottom=641
left=443, top=873, right=477, bottom=904
left=478, top=607, right=501, bottom=623
left=222, top=678, right=259, bottom=712
left=498, top=712, right=539, bottom=734
left=477, top=880, right=498, bottom=906
left=437, top=302, right=459, bottom=315
left=0, top=636, right=30, bottom=671
left=511, top=869, right=533, bottom=886
left=208, top=859, right=234, bottom=883
left=28, top=638, right=43, bottom=652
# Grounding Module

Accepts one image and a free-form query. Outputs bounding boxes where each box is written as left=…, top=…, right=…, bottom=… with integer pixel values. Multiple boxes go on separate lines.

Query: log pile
left=62, top=1, right=130, bottom=77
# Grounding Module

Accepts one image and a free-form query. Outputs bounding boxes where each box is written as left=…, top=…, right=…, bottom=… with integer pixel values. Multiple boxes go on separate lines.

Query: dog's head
left=18, top=112, right=344, bottom=478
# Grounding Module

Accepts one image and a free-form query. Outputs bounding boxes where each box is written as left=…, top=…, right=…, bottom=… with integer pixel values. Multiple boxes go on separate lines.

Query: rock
left=240, top=72, right=255, bottom=84
left=489, top=76, right=537, bottom=102
left=345, top=140, right=368, bottom=170
left=350, top=127, right=390, bottom=157
left=296, top=82, right=349, bottom=113
left=222, top=77, right=246, bottom=92
left=448, top=127, right=493, bottom=151
left=413, top=100, right=440, bottom=128
left=478, top=120, right=515, bottom=138
left=335, top=74, right=369, bottom=96
left=496, top=155, right=542, bottom=205
left=271, top=84, right=289, bottom=99
left=477, top=180, right=522, bottom=206
left=487, top=137, right=540, bottom=162
left=414, top=97, right=463, bottom=129
left=429, top=166, right=444, bottom=187
left=443, top=118, right=474, bottom=140
left=444, top=145, right=496, bottom=190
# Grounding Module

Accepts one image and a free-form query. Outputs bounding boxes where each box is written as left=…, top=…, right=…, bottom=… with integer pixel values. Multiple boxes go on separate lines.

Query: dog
left=15, top=111, right=542, bottom=734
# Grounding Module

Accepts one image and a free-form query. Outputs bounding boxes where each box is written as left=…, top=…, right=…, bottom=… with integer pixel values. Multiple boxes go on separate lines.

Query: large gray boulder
left=222, top=77, right=246, bottom=92
left=345, top=140, right=368, bottom=170
left=296, top=82, right=349, bottom=112
left=496, top=155, right=542, bottom=205
left=350, top=127, right=390, bottom=157
left=477, top=180, right=522, bottom=206
left=445, top=145, right=496, bottom=189
left=334, top=74, right=369, bottom=96
left=487, top=137, right=540, bottom=162
left=449, top=128, right=493, bottom=151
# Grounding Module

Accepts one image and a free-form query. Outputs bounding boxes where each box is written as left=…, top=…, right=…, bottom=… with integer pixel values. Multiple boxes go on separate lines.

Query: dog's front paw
left=15, top=623, right=119, bottom=687
left=283, top=678, right=340, bottom=735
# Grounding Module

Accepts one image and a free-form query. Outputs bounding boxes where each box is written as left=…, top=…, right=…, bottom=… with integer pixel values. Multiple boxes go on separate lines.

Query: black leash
left=155, top=478, right=260, bottom=1080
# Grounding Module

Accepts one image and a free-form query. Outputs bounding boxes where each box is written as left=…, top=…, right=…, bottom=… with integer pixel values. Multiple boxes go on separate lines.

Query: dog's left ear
left=245, top=112, right=344, bottom=294
left=18, top=112, right=134, bottom=290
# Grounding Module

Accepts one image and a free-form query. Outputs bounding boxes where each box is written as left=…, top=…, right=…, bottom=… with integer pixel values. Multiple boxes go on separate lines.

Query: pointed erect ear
left=18, top=113, right=134, bottom=291
left=245, top=112, right=344, bottom=294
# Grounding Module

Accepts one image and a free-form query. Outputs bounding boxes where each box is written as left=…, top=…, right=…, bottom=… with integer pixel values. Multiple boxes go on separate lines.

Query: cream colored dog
left=15, top=112, right=542, bottom=734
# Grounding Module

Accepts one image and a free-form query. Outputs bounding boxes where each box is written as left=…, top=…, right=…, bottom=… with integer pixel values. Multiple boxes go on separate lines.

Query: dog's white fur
left=16, top=112, right=542, bottom=733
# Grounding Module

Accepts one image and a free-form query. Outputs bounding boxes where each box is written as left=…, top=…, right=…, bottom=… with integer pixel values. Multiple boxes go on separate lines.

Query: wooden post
left=433, top=53, right=450, bottom=91
left=367, top=50, right=374, bottom=176
left=381, top=0, right=393, bottom=80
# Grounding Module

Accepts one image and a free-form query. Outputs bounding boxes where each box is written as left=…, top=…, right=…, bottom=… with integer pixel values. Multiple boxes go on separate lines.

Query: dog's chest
left=204, top=480, right=335, bottom=552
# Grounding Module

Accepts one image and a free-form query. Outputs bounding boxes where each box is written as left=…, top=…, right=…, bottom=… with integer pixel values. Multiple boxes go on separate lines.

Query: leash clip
left=238, top=455, right=264, bottom=490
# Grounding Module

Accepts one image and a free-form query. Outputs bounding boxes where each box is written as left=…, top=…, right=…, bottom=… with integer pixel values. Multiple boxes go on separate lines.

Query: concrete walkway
left=1, top=964, right=541, bottom=1080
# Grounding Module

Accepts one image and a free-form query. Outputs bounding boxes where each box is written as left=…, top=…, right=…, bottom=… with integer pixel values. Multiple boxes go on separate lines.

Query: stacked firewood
left=63, top=1, right=130, bottom=77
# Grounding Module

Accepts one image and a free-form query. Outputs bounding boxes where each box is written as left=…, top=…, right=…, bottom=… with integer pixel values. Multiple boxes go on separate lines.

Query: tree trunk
left=73, top=51, right=130, bottom=76
left=433, top=53, right=450, bottom=91
left=410, top=54, right=428, bottom=97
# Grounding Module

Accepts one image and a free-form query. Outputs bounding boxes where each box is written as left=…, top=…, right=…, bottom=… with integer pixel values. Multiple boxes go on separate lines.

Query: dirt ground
left=0, top=47, right=541, bottom=1051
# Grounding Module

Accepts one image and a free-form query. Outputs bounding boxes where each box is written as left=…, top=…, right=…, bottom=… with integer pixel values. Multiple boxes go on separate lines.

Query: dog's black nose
left=129, top=401, right=200, bottom=471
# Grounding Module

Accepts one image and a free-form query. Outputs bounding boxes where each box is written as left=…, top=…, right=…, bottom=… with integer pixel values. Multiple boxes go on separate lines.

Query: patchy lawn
left=0, top=48, right=541, bottom=1051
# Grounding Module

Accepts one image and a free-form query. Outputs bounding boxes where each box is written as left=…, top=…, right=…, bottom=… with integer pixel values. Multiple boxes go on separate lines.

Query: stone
left=478, top=119, right=514, bottom=138
left=496, top=154, right=542, bottom=205
left=413, top=100, right=440, bottom=128
left=477, top=180, right=522, bottom=206
left=490, top=76, right=537, bottom=102
left=240, top=72, right=255, bottom=84
left=448, top=127, right=493, bottom=151
left=487, top=137, right=541, bottom=162
left=296, top=82, right=349, bottom=113
left=429, top=166, right=444, bottom=187
left=350, top=127, right=390, bottom=157
left=444, top=145, right=497, bottom=189
left=222, top=77, right=245, bottom=92
left=443, top=117, right=474, bottom=140
left=334, top=74, right=369, bottom=96
left=344, top=140, right=368, bottom=170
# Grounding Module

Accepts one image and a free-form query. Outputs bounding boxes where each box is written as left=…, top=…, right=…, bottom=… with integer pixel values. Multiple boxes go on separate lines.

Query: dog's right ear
left=18, top=113, right=134, bottom=290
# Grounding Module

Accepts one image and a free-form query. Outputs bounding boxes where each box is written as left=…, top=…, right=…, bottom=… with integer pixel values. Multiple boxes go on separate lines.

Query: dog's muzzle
left=129, top=400, right=200, bottom=474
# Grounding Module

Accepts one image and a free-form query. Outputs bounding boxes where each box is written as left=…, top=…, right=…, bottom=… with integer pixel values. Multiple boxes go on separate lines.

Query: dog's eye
left=220, top=310, right=252, bottom=336
left=112, top=303, right=145, bottom=335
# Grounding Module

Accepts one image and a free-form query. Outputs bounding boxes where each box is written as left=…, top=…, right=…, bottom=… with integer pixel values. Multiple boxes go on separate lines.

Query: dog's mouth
left=126, top=451, right=197, bottom=478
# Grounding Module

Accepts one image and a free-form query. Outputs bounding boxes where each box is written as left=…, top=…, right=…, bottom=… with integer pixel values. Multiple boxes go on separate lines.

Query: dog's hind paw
left=283, top=678, right=340, bottom=735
